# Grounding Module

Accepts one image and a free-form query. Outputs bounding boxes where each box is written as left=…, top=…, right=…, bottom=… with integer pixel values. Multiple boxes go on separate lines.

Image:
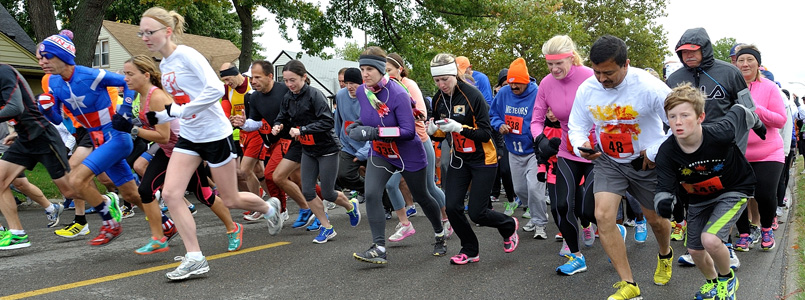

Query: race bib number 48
left=600, top=132, right=633, bottom=158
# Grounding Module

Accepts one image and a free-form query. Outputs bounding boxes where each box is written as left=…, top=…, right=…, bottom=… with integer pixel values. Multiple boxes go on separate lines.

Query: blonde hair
left=542, top=35, right=584, bottom=66
left=664, top=82, right=705, bottom=116
left=142, top=7, right=185, bottom=43
left=430, top=53, right=468, bottom=83
left=735, top=44, right=763, bottom=82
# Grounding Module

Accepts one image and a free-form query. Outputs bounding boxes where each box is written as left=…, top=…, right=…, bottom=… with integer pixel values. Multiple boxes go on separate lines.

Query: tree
left=712, top=37, right=737, bottom=64
left=1, top=0, right=35, bottom=39
left=335, top=41, right=362, bottom=61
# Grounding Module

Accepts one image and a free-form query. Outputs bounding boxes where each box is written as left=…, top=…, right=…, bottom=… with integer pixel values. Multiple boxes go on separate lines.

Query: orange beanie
left=456, top=56, right=471, bottom=72
left=507, top=58, right=529, bottom=84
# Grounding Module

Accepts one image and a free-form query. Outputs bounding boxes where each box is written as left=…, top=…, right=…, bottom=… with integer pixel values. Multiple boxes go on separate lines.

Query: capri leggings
left=300, top=152, right=339, bottom=202
left=552, top=157, right=595, bottom=253
left=138, top=148, right=215, bottom=206
left=736, top=161, right=783, bottom=232
left=388, top=138, right=445, bottom=210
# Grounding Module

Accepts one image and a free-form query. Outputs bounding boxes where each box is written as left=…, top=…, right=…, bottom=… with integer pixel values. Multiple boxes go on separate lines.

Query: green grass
left=796, top=162, right=805, bottom=300
left=21, top=163, right=109, bottom=200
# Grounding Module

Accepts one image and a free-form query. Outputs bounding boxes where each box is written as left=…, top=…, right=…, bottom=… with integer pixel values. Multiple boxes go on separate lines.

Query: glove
left=146, top=103, right=180, bottom=125
left=532, top=133, right=546, bottom=152
left=538, top=137, right=561, bottom=161
left=164, top=103, right=184, bottom=118
left=427, top=119, right=439, bottom=135
left=753, top=122, right=767, bottom=140
left=38, top=93, right=55, bottom=111
left=537, top=169, right=547, bottom=182
left=111, top=114, right=133, bottom=133
left=348, top=125, right=379, bottom=141
left=439, top=118, right=463, bottom=133
left=346, top=120, right=362, bottom=134
left=654, top=192, right=675, bottom=219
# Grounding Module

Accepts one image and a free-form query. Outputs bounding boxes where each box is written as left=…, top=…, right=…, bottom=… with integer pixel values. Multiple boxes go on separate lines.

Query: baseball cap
left=675, top=44, right=700, bottom=52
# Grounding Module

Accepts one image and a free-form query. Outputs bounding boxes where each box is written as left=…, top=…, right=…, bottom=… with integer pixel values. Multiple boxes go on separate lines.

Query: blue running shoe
left=63, top=198, right=75, bottom=210
left=694, top=280, right=717, bottom=300
left=556, top=253, right=588, bottom=276
left=406, top=205, right=417, bottom=217
left=313, top=226, right=336, bottom=244
left=292, top=208, right=314, bottom=228
left=347, top=198, right=361, bottom=227
left=306, top=213, right=328, bottom=231
left=85, top=207, right=96, bottom=214
left=634, top=219, right=647, bottom=243
left=617, top=223, right=627, bottom=242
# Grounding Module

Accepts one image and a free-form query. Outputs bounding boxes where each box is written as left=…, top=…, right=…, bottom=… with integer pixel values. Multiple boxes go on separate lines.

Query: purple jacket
left=357, top=79, right=426, bottom=171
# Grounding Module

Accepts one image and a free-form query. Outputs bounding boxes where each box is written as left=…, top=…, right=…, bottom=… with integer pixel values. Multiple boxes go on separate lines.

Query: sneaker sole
left=389, top=229, right=416, bottom=242
left=449, top=257, right=480, bottom=265
left=0, top=242, right=31, bottom=250
left=55, top=228, right=90, bottom=238
left=353, top=253, right=388, bottom=264
left=135, top=246, right=170, bottom=255
left=557, top=266, right=587, bottom=276
left=166, top=266, right=210, bottom=281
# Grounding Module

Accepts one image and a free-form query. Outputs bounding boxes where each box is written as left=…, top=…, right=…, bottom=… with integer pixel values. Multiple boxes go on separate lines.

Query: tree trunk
left=26, top=0, right=58, bottom=43
left=70, top=0, right=115, bottom=66
left=232, top=0, right=253, bottom=72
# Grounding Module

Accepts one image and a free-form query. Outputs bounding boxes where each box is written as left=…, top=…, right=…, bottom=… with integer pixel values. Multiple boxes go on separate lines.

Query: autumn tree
left=712, top=37, right=737, bottom=64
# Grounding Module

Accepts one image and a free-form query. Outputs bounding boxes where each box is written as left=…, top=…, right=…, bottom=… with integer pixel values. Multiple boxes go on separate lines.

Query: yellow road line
left=1, top=241, right=291, bottom=300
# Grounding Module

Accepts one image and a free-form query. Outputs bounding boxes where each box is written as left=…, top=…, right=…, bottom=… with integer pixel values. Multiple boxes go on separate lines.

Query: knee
left=236, top=169, right=248, bottom=181
left=595, top=209, right=615, bottom=224
left=700, top=233, right=723, bottom=250
left=302, top=189, right=317, bottom=202
left=160, top=188, right=183, bottom=203
left=139, top=187, right=154, bottom=204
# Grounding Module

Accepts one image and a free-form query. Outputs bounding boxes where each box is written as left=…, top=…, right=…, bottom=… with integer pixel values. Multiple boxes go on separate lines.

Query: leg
left=595, top=191, right=634, bottom=282
left=444, top=164, right=478, bottom=256
left=162, top=152, right=204, bottom=252
left=274, top=158, right=308, bottom=209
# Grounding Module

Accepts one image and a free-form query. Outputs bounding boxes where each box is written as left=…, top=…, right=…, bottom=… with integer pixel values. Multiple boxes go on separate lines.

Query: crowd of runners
left=0, top=7, right=802, bottom=300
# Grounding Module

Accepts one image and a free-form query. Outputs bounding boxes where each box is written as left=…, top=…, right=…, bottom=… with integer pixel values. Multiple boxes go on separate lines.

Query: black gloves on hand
left=753, top=122, right=767, bottom=140
left=111, top=114, right=133, bottom=133
left=349, top=125, right=379, bottom=141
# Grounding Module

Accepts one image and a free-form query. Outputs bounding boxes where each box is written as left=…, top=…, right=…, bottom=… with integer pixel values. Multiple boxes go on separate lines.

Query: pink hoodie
left=745, top=77, right=786, bottom=163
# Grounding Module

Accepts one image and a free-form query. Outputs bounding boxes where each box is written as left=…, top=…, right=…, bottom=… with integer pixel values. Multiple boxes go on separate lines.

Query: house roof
left=102, top=20, right=240, bottom=70
left=272, top=50, right=357, bottom=97
left=0, top=5, right=38, bottom=54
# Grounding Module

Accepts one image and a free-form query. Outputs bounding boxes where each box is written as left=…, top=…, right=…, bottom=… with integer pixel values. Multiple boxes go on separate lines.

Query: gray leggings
left=388, top=138, right=446, bottom=210
left=365, top=156, right=443, bottom=246
left=301, top=152, right=339, bottom=201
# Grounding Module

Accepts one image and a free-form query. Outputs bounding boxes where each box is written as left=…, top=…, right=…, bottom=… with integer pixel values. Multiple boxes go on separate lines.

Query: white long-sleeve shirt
left=160, top=45, right=231, bottom=143
left=568, top=67, right=670, bottom=163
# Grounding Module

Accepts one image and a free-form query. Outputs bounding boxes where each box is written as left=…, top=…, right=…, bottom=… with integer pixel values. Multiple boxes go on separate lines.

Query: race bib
left=90, top=130, right=105, bottom=148
left=600, top=132, right=634, bottom=158
left=504, top=115, right=524, bottom=135
left=299, top=133, right=315, bottom=146
left=372, top=140, right=399, bottom=159
left=681, top=176, right=725, bottom=196
left=344, top=120, right=354, bottom=135
left=259, top=120, right=272, bottom=134
left=452, top=132, right=476, bottom=153
left=233, top=104, right=245, bottom=116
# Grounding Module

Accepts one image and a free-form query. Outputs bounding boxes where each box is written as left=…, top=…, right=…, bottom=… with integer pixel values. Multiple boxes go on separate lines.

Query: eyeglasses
left=137, top=27, right=166, bottom=38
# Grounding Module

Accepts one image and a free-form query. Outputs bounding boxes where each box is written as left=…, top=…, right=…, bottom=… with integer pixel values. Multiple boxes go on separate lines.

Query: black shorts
left=2, top=126, right=70, bottom=179
left=74, top=127, right=94, bottom=149
left=283, top=140, right=303, bottom=163
left=174, top=135, right=237, bottom=168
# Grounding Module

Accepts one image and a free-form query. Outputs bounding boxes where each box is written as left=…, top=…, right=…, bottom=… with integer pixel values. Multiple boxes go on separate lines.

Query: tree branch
left=413, top=0, right=496, bottom=18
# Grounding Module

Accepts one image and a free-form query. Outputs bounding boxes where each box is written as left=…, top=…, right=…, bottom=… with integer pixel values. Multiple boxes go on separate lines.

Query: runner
left=348, top=47, right=445, bottom=263
left=139, top=7, right=281, bottom=280
left=429, top=53, right=519, bottom=265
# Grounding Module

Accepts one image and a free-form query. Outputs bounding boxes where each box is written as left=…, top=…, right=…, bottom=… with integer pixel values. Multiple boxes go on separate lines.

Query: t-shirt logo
left=162, top=72, right=190, bottom=105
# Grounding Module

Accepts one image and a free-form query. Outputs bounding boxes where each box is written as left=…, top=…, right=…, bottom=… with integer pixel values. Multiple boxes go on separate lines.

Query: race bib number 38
left=600, top=132, right=633, bottom=158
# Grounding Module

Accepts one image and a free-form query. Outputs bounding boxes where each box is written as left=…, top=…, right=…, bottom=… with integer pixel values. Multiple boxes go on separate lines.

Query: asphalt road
left=0, top=192, right=797, bottom=300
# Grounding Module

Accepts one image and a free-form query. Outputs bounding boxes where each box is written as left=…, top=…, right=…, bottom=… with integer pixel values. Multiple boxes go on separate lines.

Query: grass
left=796, top=161, right=805, bottom=300
left=18, top=163, right=109, bottom=200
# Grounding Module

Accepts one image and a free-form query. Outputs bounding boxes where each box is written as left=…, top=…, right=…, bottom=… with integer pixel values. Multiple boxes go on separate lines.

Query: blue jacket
left=333, top=88, right=370, bottom=160
left=489, top=79, right=538, bottom=155
left=472, top=71, right=494, bottom=107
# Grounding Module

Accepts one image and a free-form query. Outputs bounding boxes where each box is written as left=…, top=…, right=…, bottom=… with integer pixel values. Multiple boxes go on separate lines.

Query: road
left=0, top=193, right=796, bottom=299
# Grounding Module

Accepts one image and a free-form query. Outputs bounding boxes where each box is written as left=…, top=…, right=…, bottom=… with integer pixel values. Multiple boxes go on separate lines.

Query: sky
left=256, top=0, right=805, bottom=93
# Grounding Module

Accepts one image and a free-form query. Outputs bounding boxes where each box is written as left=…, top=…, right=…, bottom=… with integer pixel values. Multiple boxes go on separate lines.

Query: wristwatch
left=130, top=126, right=140, bottom=138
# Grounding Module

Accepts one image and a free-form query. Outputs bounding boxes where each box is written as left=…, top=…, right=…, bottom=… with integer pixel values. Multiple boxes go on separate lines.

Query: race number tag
left=90, top=130, right=105, bottom=148
left=344, top=120, right=354, bottom=135
left=299, top=134, right=315, bottom=146
left=452, top=132, right=476, bottom=153
left=259, top=120, right=272, bottom=134
left=504, top=115, right=524, bottom=135
left=372, top=140, right=399, bottom=159
left=681, top=176, right=725, bottom=196
left=600, top=132, right=633, bottom=158
left=233, top=104, right=245, bottom=116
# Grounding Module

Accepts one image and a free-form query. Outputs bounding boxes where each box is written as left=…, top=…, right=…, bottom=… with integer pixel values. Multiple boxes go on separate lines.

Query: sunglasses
left=137, top=27, right=166, bottom=38
left=39, top=52, right=56, bottom=60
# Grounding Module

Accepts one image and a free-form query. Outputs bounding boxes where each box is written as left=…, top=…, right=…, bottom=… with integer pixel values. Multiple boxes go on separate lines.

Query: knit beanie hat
left=343, top=68, right=362, bottom=85
left=497, top=68, right=509, bottom=87
left=40, top=32, right=76, bottom=65
left=507, top=58, right=529, bottom=84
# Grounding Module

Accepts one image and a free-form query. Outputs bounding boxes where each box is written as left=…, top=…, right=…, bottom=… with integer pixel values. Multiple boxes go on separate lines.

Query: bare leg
left=595, top=191, right=634, bottom=282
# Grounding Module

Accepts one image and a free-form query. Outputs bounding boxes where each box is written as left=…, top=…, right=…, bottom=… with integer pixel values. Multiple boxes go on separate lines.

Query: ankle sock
left=45, top=204, right=56, bottom=214
left=186, top=251, right=204, bottom=260
left=74, top=215, right=87, bottom=225
left=95, top=199, right=112, bottom=221
left=659, top=251, right=673, bottom=259
left=9, top=229, right=25, bottom=235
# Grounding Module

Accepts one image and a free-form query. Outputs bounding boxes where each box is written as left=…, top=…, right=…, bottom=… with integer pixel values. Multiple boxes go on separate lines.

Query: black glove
left=537, top=168, right=547, bottom=182
left=538, top=137, right=561, bottom=161
left=145, top=111, right=158, bottom=127
left=753, top=122, right=767, bottom=140
left=345, top=120, right=362, bottom=135
left=112, top=114, right=133, bottom=133
left=654, top=193, right=675, bottom=219
left=348, top=125, right=379, bottom=141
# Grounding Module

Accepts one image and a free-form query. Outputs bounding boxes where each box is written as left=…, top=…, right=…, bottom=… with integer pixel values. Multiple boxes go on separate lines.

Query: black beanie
left=497, top=68, right=509, bottom=87
left=344, top=68, right=362, bottom=85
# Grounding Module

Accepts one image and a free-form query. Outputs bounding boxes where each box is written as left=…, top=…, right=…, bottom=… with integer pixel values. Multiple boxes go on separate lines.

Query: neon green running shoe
left=106, top=192, right=122, bottom=222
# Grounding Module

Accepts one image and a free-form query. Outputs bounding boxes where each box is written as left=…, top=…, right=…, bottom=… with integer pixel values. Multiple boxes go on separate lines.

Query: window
left=93, top=40, right=109, bottom=68
left=275, top=65, right=284, bottom=83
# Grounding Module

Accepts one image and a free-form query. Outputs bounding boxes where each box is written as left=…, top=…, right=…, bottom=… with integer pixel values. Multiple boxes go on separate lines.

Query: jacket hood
left=675, top=27, right=714, bottom=70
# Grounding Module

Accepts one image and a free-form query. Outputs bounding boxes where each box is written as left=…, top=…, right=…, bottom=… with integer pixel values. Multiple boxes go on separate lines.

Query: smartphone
left=434, top=119, right=448, bottom=125
left=577, top=146, right=597, bottom=154
left=378, top=126, right=401, bottom=137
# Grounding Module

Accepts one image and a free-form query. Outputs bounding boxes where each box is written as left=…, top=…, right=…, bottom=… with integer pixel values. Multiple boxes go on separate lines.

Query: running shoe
left=607, top=281, right=641, bottom=300
left=163, top=222, right=178, bottom=242
left=515, top=197, right=523, bottom=209
left=347, top=198, right=361, bottom=227
left=188, top=204, right=197, bottom=215
left=433, top=235, right=447, bottom=256
left=384, top=209, right=392, bottom=220
left=106, top=192, right=122, bottom=223
left=353, top=244, right=387, bottom=264
left=556, top=253, right=587, bottom=276
left=227, top=222, right=243, bottom=252
left=634, top=219, right=647, bottom=243
left=281, top=210, right=289, bottom=222
left=292, top=208, right=314, bottom=228
left=85, top=207, right=97, bottom=214
left=503, top=217, right=519, bottom=253
left=522, top=208, right=531, bottom=219
left=749, top=225, right=761, bottom=245
left=555, top=232, right=563, bottom=240
left=716, top=269, right=739, bottom=300
left=503, top=201, right=518, bottom=216
left=623, top=219, right=636, bottom=227
left=121, top=206, right=135, bottom=219
left=654, top=247, right=673, bottom=286
left=264, top=197, right=283, bottom=236
left=306, top=217, right=322, bottom=231
left=734, top=233, right=751, bottom=252
left=46, top=203, right=64, bottom=228
left=726, top=243, right=740, bottom=269
left=325, top=200, right=337, bottom=210
left=670, top=220, right=686, bottom=241
left=582, top=225, right=595, bottom=247
left=760, top=227, right=775, bottom=250
left=63, top=198, right=74, bottom=210
left=533, top=225, right=547, bottom=240
left=771, top=217, right=779, bottom=231
left=522, top=222, right=536, bottom=232
left=559, top=240, right=571, bottom=256
left=389, top=222, right=415, bottom=242
left=244, top=211, right=264, bottom=221
left=135, top=236, right=169, bottom=255
left=55, top=222, right=89, bottom=238
left=313, top=226, right=336, bottom=244
left=0, top=232, right=30, bottom=250
left=449, top=253, right=479, bottom=265
left=678, top=250, right=695, bottom=266
left=490, top=195, right=499, bottom=202
left=166, top=255, right=209, bottom=281
left=406, top=205, right=417, bottom=217
left=617, top=224, right=627, bottom=243
left=694, top=280, right=717, bottom=300
left=443, top=219, right=454, bottom=239
left=776, top=206, right=784, bottom=217
left=88, top=224, right=122, bottom=246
